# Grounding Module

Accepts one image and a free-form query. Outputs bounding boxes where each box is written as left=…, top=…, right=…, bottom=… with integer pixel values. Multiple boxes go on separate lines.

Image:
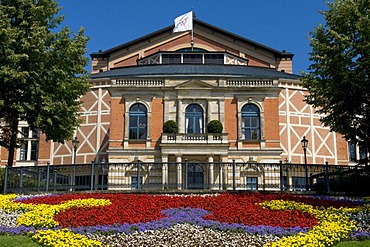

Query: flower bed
left=0, top=192, right=369, bottom=246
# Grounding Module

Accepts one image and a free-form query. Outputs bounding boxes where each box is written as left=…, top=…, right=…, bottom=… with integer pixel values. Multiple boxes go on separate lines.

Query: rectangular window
left=20, top=142, right=28, bottom=161
left=348, top=142, right=356, bottom=161
left=18, top=127, right=39, bottom=161
left=246, top=177, right=258, bottom=191
left=162, top=54, right=181, bottom=64
left=359, top=146, right=367, bottom=160
left=30, top=141, right=38, bottom=161
left=204, top=54, right=224, bottom=64
left=183, top=54, right=202, bottom=64
left=21, top=127, right=29, bottom=138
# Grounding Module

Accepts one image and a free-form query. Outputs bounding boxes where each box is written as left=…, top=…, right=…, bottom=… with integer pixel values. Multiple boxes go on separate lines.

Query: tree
left=0, top=0, right=90, bottom=166
left=301, top=0, right=370, bottom=163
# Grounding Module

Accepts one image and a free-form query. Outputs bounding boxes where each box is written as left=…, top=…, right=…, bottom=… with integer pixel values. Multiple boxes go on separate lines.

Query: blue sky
left=58, top=0, right=328, bottom=74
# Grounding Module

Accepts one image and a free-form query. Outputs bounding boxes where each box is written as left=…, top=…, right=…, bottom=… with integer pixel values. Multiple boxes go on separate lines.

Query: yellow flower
left=261, top=199, right=358, bottom=247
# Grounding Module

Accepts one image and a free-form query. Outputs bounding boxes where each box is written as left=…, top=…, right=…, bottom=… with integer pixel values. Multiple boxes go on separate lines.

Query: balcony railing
left=161, top=133, right=228, bottom=144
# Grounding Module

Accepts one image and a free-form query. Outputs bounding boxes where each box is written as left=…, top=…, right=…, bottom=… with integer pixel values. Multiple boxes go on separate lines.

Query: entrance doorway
left=187, top=163, right=204, bottom=189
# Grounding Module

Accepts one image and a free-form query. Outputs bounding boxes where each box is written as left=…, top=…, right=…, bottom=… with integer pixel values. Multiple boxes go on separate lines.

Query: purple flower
left=68, top=207, right=310, bottom=237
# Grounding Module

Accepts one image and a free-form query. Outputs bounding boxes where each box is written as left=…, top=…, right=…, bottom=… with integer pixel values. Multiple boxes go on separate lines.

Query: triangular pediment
left=90, top=19, right=293, bottom=75
left=175, top=79, right=214, bottom=89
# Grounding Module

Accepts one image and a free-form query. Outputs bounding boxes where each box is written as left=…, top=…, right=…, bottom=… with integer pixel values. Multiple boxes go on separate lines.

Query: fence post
left=37, top=170, right=41, bottom=192
left=137, top=160, right=141, bottom=190
left=19, top=167, right=24, bottom=191
left=354, top=165, right=358, bottom=192
left=3, top=166, right=8, bottom=194
left=46, top=162, right=50, bottom=192
left=232, top=159, right=236, bottom=190
left=325, top=161, right=330, bottom=193
left=279, top=161, right=284, bottom=191
left=91, top=161, right=95, bottom=191
left=53, top=168, right=57, bottom=192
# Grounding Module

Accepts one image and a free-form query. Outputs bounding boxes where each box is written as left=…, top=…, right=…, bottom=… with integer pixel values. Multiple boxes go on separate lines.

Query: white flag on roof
left=173, top=11, right=193, bottom=33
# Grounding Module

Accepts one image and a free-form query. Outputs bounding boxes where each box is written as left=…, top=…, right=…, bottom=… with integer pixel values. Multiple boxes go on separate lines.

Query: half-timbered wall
left=279, top=81, right=348, bottom=165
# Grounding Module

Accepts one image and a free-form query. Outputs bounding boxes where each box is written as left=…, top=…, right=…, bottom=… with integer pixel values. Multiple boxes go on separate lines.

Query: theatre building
left=0, top=18, right=357, bottom=190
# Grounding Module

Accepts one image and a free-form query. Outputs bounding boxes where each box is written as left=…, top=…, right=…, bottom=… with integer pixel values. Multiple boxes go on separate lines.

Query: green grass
left=0, top=235, right=40, bottom=247
left=336, top=240, right=370, bottom=247
left=1, top=233, right=370, bottom=246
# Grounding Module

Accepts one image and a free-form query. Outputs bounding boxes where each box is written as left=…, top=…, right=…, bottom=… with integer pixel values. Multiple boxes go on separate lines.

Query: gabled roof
left=90, top=64, right=300, bottom=80
left=90, top=19, right=293, bottom=59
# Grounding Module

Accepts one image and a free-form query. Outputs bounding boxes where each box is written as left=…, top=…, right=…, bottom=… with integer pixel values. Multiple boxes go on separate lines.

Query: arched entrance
left=187, top=163, right=204, bottom=189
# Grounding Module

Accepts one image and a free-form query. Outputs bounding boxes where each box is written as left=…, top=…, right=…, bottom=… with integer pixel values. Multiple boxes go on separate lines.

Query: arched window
left=129, top=103, right=147, bottom=140
left=185, top=104, right=204, bottom=134
left=241, top=104, right=260, bottom=140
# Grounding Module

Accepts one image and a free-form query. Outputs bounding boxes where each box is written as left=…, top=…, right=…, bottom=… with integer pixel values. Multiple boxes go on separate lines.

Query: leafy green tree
left=0, top=0, right=90, bottom=166
left=301, top=0, right=370, bottom=163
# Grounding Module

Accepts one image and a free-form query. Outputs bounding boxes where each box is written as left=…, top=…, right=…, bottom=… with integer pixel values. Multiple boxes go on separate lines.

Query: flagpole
left=191, top=11, right=194, bottom=51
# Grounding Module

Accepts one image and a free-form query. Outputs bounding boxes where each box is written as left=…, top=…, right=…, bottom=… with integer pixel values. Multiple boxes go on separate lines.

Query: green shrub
left=207, top=120, right=223, bottom=133
left=163, top=120, right=178, bottom=133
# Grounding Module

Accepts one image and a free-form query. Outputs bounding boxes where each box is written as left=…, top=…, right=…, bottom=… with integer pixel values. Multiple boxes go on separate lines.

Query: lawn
left=0, top=192, right=369, bottom=246
left=1, top=234, right=370, bottom=247
left=0, top=235, right=40, bottom=246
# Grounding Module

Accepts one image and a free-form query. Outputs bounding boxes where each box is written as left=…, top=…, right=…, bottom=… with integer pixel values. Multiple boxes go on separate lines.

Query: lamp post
left=301, top=136, right=309, bottom=191
left=72, top=136, right=79, bottom=165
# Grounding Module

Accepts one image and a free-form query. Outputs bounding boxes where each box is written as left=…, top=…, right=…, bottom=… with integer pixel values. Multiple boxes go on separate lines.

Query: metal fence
left=2, top=161, right=370, bottom=195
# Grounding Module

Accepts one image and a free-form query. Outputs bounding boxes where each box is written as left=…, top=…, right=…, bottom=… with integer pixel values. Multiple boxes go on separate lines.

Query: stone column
left=208, top=156, right=214, bottom=190
left=207, top=100, right=212, bottom=124
left=177, top=100, right=184, bottom=133
left=162, top=155, right=168, bottom=189
left=176, top=155, right=182, bottom=190
left=220, top=155, right=228, bottom=190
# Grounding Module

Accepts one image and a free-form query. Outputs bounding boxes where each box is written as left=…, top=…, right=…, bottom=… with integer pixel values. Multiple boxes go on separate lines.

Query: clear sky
left=58, top=0, right=329, bottom=75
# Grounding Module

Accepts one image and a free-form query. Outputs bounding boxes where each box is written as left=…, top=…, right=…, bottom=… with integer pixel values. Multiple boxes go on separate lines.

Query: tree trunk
left=7, top=120, right=18, bottom=167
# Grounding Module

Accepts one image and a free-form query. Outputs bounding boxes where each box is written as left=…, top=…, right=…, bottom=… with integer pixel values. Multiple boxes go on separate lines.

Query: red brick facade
left=0, top=19, right=352, bottom=168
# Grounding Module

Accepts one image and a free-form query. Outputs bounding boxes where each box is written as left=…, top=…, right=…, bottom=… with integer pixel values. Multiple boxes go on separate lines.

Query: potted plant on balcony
left=207, top=120, right=223, bottom=133
left=163, top=120, right=178, bottom=133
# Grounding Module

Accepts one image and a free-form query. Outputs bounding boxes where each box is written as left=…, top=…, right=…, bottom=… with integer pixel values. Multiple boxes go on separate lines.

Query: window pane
left=31, top=141, right=38, bottom=161
left=246, top=177, right=258, bottom=190
left=21, top=127, right=29, bottom=138
left=20, top=142, right=28, bottom=161
left=251, top=117, right=259, bottom=127
left=162, top=54, right=181, bottom=64
left=138, top=128, right=146, bottom=139
left=243, top=118, right=250, bottom=127
left=139, top=116, right=147, bottom=127
left=204, top=54, right=224, bottom=64
left=183, top=54, right=202, bottom=64
left=130, top=116, right=138, bottom=127
left=360, top=146, right=367, bottom=160
left=32, top=131, right=39, bottom=138
left=129, top=103, right=147, bottom=140
left=241, top=104, right=260, bottom=141
left=185, top=104, right=204, bottom=134
left=348, top=143, right=356, bottom=161
left=251, top=130, right=258, bottom=140
left=129, top=129, right=137, bottom=139
left=187, top=118, right=194, bottom=133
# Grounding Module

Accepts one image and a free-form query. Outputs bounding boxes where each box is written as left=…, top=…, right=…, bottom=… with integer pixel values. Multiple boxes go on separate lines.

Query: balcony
left=161, top=133, right=228, bottom=144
